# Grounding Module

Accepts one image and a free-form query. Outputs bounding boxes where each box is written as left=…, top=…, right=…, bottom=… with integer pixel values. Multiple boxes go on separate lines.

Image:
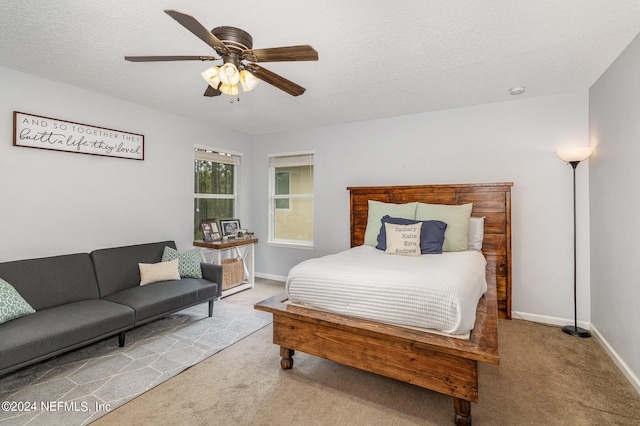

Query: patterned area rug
left=0, top=300, right=272, bottom=425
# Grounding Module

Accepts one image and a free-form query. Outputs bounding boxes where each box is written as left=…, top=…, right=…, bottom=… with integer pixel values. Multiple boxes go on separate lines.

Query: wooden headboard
left=347, top=182, right=513, bottom=319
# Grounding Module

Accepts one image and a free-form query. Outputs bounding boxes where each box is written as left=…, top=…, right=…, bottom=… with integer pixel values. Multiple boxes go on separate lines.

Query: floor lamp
left=557, top=147, right=593, bottom=338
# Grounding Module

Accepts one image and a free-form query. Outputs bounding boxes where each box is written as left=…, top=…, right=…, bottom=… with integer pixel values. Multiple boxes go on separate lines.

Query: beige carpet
left=93, top=280, right=640, bottom=426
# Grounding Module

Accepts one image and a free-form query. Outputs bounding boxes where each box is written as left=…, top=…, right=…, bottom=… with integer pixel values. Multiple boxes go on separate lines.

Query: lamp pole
left=561, top=160, right=591, bottom=338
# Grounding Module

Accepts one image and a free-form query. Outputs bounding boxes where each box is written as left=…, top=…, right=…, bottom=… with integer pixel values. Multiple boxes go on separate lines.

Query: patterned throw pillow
left=0, top=277, right=36, bottom=325
left=161, top=246, right=203, bottom=278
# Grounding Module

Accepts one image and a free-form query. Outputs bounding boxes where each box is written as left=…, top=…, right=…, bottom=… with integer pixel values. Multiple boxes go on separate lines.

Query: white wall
left=250, top=91, right=592, bottom=325
left=0, top=66, right=252, bottom=261
left=1, top=65, right=596, bottom=333
left=589, top=34, right=640, bottom=386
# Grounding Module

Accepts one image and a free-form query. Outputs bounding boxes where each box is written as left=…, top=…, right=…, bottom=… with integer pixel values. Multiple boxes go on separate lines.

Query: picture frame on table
left=220, top=219, right=241, bottom=237
left=201, top=219, right=221, bottom=242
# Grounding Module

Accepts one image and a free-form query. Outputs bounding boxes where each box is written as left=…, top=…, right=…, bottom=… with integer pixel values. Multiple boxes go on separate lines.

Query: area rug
left=0, top=300, right=272, bottom=426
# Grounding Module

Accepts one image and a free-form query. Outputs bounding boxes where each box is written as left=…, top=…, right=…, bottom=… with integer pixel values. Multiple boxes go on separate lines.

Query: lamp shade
left=557, top=147, right=594, bottom=163
left=201, top=66, right=221, bottom=89
left=218, top=83, right=239, bottom=95
left=239, top=70, right=259, bottom=92
left=218, top=63, right=240, bottom=86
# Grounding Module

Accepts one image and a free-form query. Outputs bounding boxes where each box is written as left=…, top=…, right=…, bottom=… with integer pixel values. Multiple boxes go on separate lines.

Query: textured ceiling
left=1, top=1, right=639, bottom=135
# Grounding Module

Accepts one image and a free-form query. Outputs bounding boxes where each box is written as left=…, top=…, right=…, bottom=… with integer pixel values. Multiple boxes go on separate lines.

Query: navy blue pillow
left=376, top=215, right=447, bottom=254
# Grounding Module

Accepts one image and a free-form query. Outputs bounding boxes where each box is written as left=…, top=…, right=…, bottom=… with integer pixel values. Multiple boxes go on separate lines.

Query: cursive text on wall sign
left=13, top=111, right=144, bottom=160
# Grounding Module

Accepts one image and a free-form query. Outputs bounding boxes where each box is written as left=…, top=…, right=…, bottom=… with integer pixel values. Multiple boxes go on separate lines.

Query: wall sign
left=13, top=111, right=144, bottom=160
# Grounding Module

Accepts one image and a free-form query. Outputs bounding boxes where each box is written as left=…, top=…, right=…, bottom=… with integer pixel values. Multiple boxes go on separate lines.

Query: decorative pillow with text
left=384, top=222, right=422, bottom=256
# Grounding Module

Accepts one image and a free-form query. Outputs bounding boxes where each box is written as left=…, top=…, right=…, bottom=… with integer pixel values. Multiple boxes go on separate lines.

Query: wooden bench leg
left=280, top=346, right=295, bottom=369
left=454, top=398, right=471, bottom=425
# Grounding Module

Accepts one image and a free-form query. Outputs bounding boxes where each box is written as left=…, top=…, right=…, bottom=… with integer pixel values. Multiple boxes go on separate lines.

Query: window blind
left=268, top=152, right=314, bottom=167
left=195, top=149, right=241, bottom=166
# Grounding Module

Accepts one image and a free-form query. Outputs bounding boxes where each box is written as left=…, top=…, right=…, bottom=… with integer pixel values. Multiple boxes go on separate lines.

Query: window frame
left=267, top=150, right=315, bottom=249
left=194, top=144, right=242, bottom=240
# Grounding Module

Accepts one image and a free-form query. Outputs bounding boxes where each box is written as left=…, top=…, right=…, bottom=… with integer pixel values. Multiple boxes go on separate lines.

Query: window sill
left=267, top=241, right=315, bottom=250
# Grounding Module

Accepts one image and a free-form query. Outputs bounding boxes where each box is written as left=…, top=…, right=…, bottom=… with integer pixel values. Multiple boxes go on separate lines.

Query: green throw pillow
left=363, top=200, right=418, bottom=246
left=415, top=202, right=473, bottom=252
left=162, top=247, right=203, bottom=279
left=0, top=277, right=36, bottom=325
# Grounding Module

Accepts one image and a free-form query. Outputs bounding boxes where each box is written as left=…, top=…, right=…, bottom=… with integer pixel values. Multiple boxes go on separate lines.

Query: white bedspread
left=285, top=245, right=487, bottom=335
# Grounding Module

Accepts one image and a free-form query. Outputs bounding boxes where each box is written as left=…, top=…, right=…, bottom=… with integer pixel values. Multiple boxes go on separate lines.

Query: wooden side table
left=193, top=238, right=258, bottom=298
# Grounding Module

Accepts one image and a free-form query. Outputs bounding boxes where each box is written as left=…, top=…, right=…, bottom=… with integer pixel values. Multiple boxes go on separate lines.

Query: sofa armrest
left=200, top=263, right=223, bottom=298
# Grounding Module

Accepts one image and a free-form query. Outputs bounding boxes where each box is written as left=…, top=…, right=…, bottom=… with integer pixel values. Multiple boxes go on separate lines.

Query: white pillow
left=384, top=222, right=422, bottom=256
left=468, top=216, right=485, bottom=251
left=139, top=258, right=180, bottom=286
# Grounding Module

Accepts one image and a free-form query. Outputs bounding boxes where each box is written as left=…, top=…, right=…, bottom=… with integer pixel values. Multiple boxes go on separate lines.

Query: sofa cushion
left=0, top=299, right=134, bottom=375
left=91, top=241, right=177, bottom=297
left=103, top=278, right=218, bottom=326
left=0, top=277, right=36, bottom=325
left=0, top=253, right=100, bottom=310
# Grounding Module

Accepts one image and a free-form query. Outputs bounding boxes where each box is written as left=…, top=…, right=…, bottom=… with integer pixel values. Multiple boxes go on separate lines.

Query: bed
left=255, top=182, right=513, bottom=425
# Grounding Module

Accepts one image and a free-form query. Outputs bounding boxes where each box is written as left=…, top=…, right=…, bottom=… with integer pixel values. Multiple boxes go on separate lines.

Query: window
left=194, top=146, right=241, bottom=240
left=268, top=151, right=314, bottom=247
left=275, top=171, right=291, bottom=210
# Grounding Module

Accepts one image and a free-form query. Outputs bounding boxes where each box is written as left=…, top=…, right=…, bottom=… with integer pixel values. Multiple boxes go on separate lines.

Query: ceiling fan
left=125, top=9, right=319, bottom=98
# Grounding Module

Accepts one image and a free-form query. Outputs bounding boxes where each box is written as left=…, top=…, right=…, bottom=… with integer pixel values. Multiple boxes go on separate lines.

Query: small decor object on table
left=220, top=219, right=241, bottom=237
left=201, top=219, right=221, bottom=242
left=201, top=222, right=213, bottom=242
left=236, top=229, right=249, bottom=239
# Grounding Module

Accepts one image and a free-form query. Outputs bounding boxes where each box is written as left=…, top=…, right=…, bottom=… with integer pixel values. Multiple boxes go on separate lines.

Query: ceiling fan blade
left=125, top=55, right=218, bottom=62
left=204, top=85, right=222, bottom=97
left=244, top=64, right=306, bottom=96
left=164, top=9, right=230, bottom=56
left=242, top=45, right=318, bottom=62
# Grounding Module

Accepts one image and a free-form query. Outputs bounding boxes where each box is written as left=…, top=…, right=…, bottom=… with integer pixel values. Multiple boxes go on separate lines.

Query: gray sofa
left=0, top=241, right=221, bottom=377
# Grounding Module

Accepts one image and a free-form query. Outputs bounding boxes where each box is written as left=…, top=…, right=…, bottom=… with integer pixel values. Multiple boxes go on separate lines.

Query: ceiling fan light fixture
left=219, top=83, right=239, bottom=95
left=239, top=70, right=259, bottom=92
left=127, top=10, right=318, bottom=99
left=201, top=66, right=221, bottom=89
left=218, top=63, right=240, bottom=86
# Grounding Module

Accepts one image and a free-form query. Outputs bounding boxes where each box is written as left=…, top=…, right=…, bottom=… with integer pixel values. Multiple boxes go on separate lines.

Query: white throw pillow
left=468, top=216, right=485, bottom=251
left=384, top=222, right=422, bottom=256
left=139, top=258, right=180, bottom=286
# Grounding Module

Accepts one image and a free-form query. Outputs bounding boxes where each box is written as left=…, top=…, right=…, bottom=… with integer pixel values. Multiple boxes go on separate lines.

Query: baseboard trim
left=511, top=310, right=590, bottom=330
left=590, top=325, right=640, bottom=395
left=512, top=310, right=640, bottom=395
left=255, top=272, right=287, bottom=282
